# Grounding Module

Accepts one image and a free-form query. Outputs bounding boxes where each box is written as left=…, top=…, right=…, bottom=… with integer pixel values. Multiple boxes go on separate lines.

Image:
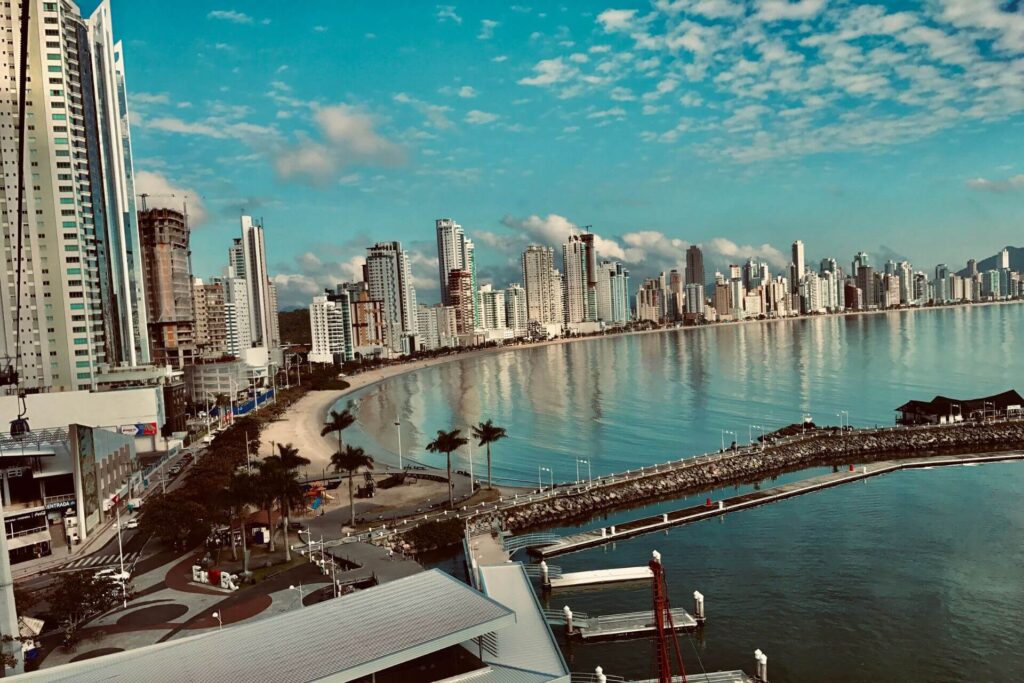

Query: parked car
left=121, top=518, right=139, bottom=530
left=95, top=567, right=131, bottom=582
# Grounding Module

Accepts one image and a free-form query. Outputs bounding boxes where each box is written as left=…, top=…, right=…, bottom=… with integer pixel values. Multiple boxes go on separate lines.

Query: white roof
left=477, top=563, right=570, bottom=679
left=23, top=569, right=515, bottom=683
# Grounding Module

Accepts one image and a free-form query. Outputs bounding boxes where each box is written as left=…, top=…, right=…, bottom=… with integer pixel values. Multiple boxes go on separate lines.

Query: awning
left=8, top=529, right=51, bottom=550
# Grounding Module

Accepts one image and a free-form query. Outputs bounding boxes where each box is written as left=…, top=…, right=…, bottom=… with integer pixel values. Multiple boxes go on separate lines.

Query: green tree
left=261, top=443, right=309, bottom=562
left=320, top=407, right=355, bottom=455
left=330, top=445, right=374, bottom=527
left=426, top=428, right=468, bottom=509
left=471, top=419, right=508, bottom=490
left=138, top=492, right=206, bottom=551
left=46, top=571, right=130, bottom=640
left=226, top=471, right=257, bottom=565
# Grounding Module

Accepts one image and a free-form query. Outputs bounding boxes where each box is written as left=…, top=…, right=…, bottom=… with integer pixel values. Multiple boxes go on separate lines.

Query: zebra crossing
left=57, top=551, right=141, bottom=571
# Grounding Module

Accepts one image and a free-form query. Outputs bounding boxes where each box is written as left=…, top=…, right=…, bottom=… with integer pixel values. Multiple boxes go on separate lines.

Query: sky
left=103, top=0, right=1024, bottom=308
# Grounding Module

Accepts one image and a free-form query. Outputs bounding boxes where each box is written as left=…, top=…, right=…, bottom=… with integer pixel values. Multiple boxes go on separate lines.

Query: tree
left=46, top=571, right=130, bottom=641
left=226, top=472, right=257, bottom=564
left=471, top=419, right=508, bottom=490
left=426, top=429, right=468, bottom=509
left=138, top=492, right=206, bottom=551
left=254, top=464, right=279, bottom=552
left=321, top=407, right=355, bottom=455
left=330, top=445, right=374, bottom=527
left=261, top=443, right=309, bottom=562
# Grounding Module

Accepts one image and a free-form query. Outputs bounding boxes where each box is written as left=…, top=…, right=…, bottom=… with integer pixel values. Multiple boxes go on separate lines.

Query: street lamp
left=721, top=430, right=736, bottom=451
left=114, top=496, right=127, bottom=608
left=394, top=418, right=403, bottom=471
left=576, top=458, right=591, bottom=484
left=212, top=611, right=223, bottom=631
left=538, top=466, right=552, bottom=492
left=289, top=583, right=305, bottom=609
left=750, top=425, right=765, bottom=450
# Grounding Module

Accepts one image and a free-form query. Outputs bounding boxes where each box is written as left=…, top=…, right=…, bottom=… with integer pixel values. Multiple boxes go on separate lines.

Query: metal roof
left=22, top=569, right=515, bottom=683
left=477, top=563, right=570, bottom=679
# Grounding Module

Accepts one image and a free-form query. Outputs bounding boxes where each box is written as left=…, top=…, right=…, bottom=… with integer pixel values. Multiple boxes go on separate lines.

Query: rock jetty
left=500, top=421, right=1024, bottom=532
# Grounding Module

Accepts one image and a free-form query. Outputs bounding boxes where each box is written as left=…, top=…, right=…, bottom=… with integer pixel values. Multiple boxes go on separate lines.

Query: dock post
left=563, top=605, right=573, bottom=634
left=601, top=527, right=607, bottom=538
left=540, top=560, right=550, bottom=587
left=693, top=590, right=705, bottom=622
left=755, top=649, right=768, bottom=681
left=718, top=501, right=724, bottom=510
left=595, top=666, right=606, bottom=683
left=610, top=525, right=616, bottom=535
left=662, top=513, right=669, bottom=523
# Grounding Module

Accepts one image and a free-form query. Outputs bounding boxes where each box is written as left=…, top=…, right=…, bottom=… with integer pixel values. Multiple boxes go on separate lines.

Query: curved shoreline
left=270, top=298, right=1023, bottom=473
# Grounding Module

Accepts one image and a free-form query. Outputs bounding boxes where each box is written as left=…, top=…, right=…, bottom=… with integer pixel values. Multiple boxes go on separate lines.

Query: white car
left=121, top=518, right=139, bottom=530
left=95, top=567, right=131, bottom=582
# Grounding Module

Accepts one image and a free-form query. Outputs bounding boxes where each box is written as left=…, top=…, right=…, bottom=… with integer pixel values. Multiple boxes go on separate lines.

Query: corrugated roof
left=23, top=569, right=515, bottom=683
left=477, top=563, right=570, bottom=678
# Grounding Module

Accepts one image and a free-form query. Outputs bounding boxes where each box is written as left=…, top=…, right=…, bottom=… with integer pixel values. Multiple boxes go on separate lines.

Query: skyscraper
left=239, top=216, right=277, bottom=349
left=139, top=208, right=194, bottom=369
left=448, top=270, right=475, bottom=335
left=685, top=246, right=705, bottom=287
left=521, top=246, right=560, bottom=324
left=366, top=241, right=418, bottom=353
left=0, top=0, right=150, bottom=392
left=504, top=284, right=528, bottom=333
left=192, top=279, right=228, bottom=360
left=791, top=240, right=805, bottom=293
left=309, top=293, right=353, bottom=363
left=436, top=218, right=479, bottom=327
left=562, top=235, right=592, bottom=324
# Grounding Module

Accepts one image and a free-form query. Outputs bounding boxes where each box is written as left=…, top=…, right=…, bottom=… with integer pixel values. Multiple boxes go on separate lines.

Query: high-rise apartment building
left=478, top=285, right=506, bottom=330
left=504, top=284, right=528, bottom=333
left=192, top=279, right=228, bottom=360
left=213, top=276, right=251, bottom=357
left=435, top=218, right=479, bottom=327
left=522, top=246, right=561, bottom=324
left=139, top=208, right=194, bottom=369
left=0, top=0, right=150, bottom=392
left=448, top=270, right=475, bottom=335
left=791, top=240, right=805, bottom=294
left=309, top=293, right=353, bottom=364
left=685, top=246, right=705, bottom=287
left=366, top=241, right=418, bottom=353
left=562, top=235, right=593, bottom=324
left=684, top=283, right=705, bottom=322
left=668, top=269, right=684, bottom=321
left=239, top=216, right=277, bottom=349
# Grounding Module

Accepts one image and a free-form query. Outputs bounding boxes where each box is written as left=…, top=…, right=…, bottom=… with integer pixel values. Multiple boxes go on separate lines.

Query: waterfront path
left=533, top=450, right=1024, bottom=558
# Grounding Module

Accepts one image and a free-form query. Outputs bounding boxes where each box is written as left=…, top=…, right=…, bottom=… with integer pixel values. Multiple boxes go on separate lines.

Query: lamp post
left=539, top=466, right=552, bottom=492
left=114, top=496, right=127, bottom=608
left=750, top=425, right=765, bottom=450
left=289, top=583, right=305, bottom=609
left=721, top=430, right=735, bottom=451
left=212, top=611, right=223, bottom=631
left=394, top=419, right=403, bottom=471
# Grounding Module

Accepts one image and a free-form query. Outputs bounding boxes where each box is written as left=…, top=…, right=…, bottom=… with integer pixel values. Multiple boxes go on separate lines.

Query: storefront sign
left=119, top=423, right=158, bottom=437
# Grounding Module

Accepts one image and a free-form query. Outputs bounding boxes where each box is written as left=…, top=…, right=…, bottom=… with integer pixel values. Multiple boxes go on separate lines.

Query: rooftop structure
left=895, top=389, right=1024, bottom=425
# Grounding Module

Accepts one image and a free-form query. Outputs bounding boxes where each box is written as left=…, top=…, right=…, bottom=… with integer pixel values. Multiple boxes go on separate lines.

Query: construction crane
left=650, top=551, right=688, bottom=683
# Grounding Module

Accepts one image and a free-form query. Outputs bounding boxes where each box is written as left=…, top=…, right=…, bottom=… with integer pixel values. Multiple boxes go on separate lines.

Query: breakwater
left=499, top=420, right=1024, bottom=533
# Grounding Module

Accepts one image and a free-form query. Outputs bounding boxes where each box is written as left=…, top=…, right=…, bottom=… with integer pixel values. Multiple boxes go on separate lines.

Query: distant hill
left=956, top=246, right=1024, bottom=276
left=278, top=308, right=310, bottom=346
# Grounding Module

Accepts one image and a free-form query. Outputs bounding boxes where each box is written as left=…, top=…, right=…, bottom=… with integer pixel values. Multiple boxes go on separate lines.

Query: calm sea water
left=343, top=303, right=1024, bottom=681
left=341, top=304, right=1024, bottom=484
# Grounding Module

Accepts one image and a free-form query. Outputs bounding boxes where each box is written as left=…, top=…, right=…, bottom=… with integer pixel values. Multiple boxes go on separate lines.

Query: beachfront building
left=504, top=284, right=529, bottom=335
left=448, top=270, right=476, bottom=336
left=562, top=235, right=595, bottom=325
left=212, top=276, right=251, bottom=358
left=479, top=285, right=507, bottom=331
left=685, top=283, right=705, bottom=323
left=139, top=208, right=195, bottom=369
left=309, top=293, right=354, bottom=364
left=522, top=245, right=564, bottom=325
left=366, top=242, right=418, bottom=354
left=192, top=279, right=228, bottom=360
left=686, top=245, right=705, bottom=289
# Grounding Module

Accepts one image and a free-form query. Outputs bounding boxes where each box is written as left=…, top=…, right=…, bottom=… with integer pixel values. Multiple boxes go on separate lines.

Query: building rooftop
left=896, top=389, right=1024, bottom=418
left=22, top=569, right=516, bottom=683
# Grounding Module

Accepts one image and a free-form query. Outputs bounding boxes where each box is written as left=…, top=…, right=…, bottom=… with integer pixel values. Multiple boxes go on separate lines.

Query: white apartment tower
left=238, top=216, right=278, bottom=349
left=562, top=236, right=590, bottom=324
left=309, top=294, right=353, bottom=363
left=504, top=284, right=528, bottom=334
left=366, top=241, right=417, bottom=353
left=478, top=285, right=506, bottom=330
left=521, top=245, right=561, bottom=324
left=436, top=218, right=479, bottom=327
left=0, top=0, right=150, bottom=392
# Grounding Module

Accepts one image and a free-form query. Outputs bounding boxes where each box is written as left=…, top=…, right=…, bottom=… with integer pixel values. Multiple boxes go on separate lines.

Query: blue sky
left=105, top=0, right=1024, bottom=307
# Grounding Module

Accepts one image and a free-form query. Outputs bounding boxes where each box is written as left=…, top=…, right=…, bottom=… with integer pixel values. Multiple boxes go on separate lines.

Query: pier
left=544, top=564, right=652, bottom=589
left=534, top=451, right=1024, bottom=558
left=548, top=605, right=699, bottom=640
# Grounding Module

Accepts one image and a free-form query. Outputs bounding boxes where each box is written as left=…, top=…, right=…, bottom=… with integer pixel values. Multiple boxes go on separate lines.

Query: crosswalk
left=57, top=551, right=141, bottom=571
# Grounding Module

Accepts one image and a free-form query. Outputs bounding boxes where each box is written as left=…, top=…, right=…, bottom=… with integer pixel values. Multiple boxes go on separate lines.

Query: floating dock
left=548, top=565, right=652, bottom=589
left=547, top=605, right=699, bottom=640
left=533, top=451, right=1024, bottom=558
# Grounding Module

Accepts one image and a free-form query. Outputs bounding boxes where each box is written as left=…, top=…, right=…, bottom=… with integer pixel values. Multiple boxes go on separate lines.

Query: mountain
left=955, top=246, right=1024, bottom=276
left=278, top=308, right=311, bottom=346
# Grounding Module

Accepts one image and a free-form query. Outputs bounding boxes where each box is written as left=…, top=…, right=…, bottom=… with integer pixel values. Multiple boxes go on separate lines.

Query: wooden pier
left=548, top=565, right=652, bottom=589
left=534, top=451, right=1024, bottom=558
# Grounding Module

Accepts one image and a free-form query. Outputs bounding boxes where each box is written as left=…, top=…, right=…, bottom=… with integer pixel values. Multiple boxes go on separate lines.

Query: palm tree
left=255, top=461, right=279, bottom=552
left=426, top=429, right=468, bottom=509
left=330, top=445, right=374, bottom=527
left=321, top=407, right=355, bottom=455
left=265, top=443, right=310, bottom=562
left=471, top=420, right=508, bottom=490
left=226, top=472, right=256, bottom=570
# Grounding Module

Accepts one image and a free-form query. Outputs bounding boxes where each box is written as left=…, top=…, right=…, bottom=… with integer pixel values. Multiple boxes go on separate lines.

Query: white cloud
left=501, top=214, right=627, bottom=259
left=706, top=238, right=788, bottom=268
left=587, top=107, right=627, bottom=119
left=569, top=53, right=590, bottom=64
left=134, top=170, right=209, bottom=226
left=436, top=5, right=462, bottom=24
left=478, top=19, right=499, bottom=40
left=757, top=0, right=827, bottom=22
left=492, top=55, right=509, bottom=62
left=458, top=85, right=478, bottom=98
left=393, top=92, right=455, bottom=129
left=518, top=57, right=579, bottom=86
left=610, top=87, right=636, bottom=101
left=966, top=174, right=1024, bottom=193
left=465, top=110, right=499, bottom=125
left=313, top=25, right=328, bottom=33
left=275, top=105, right=405, bottom=184
left=132, top=92, right=170, bottom=106
left=596, top=9, right=639, bottom=32
left=207, top=9, right=253, bottom=24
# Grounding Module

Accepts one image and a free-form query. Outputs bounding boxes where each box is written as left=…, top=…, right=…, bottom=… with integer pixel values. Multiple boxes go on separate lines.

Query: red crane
left=649, top=550, right=687, bottom=683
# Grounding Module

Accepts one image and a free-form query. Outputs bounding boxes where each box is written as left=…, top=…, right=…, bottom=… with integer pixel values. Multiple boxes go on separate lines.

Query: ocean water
left=340, top=303, right=1024, bottom=681
left=339, top=304, right=1024, bottom=485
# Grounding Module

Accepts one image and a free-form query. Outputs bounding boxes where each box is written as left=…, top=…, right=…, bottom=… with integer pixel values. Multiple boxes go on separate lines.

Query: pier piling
left=693, top=590, right=705, bottom=622
left=563, top=605, right=574, bottom=634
